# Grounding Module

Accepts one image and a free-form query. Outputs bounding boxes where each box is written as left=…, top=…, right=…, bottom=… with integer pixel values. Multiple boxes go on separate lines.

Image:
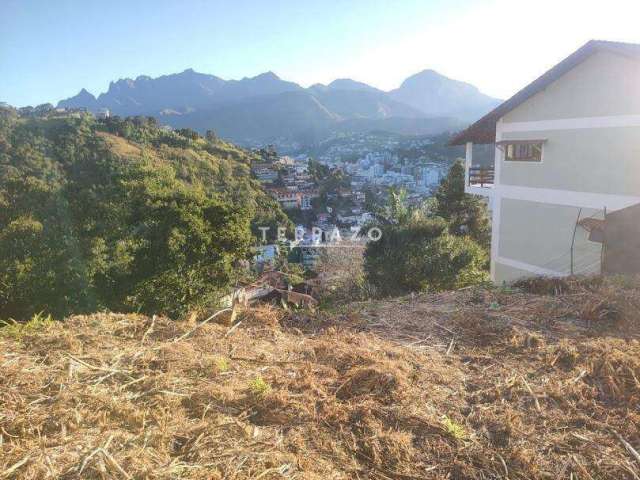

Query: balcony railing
left=468, top=166, right=494, bottom=188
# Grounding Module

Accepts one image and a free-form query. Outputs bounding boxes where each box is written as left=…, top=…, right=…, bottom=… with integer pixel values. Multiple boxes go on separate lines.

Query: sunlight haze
left=2, top=0, right=638, bottom=106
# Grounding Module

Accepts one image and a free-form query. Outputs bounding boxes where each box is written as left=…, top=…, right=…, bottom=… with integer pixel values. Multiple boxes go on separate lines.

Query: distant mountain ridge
left=389, top=69, right=499, bottom=121
left=60, top=69, right=302, bottom=116
left=58, top=69, right=500, bottom=145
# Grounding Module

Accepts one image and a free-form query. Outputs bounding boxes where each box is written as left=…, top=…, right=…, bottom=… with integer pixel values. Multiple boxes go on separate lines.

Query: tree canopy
left=363, top=164, right=491, bottom=297
left=433, top=159, right=491, bottom=248
left=0, top=108, right=290, bottom=319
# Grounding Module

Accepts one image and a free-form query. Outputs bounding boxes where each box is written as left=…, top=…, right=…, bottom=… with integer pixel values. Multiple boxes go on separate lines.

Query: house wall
left=497, top=198, right=602, bottom=279
left=493, top=262, right=531, bottom=283
left=490, top=49, right=640, bottom=283
left=500, top=127, right=640, bottom=196
left=502, top=52, right=640, bottom=122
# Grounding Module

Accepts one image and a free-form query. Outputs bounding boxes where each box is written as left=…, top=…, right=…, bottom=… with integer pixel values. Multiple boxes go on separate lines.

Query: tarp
left=603, top=203, right=640, bottom=274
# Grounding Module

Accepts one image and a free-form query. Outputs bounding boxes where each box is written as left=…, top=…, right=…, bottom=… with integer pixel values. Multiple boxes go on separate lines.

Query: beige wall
left=502, top=51, right=640, bottom=122
left=495, top=198, right=603, bottom=282
left=498, top=51, right=640, bottom=196
left=500, top=127, right=640, bottom=195
left=488, top=49, right=640, bottom=283
left=494, top=262, right=530, bottom=283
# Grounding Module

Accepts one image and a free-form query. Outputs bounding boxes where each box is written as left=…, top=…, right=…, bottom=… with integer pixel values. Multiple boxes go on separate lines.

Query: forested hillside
left=0, top=107, right=289, bottom=319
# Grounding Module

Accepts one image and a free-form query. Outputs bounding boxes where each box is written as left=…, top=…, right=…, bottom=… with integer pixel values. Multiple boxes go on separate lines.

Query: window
left=501, top=141, right=544, bottom=162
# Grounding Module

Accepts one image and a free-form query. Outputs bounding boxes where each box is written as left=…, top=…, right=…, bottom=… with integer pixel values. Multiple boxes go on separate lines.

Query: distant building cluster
left=12, top=104, right=109, bottom=120
left=250, top=136, right=451, bottom=255
left=252, top=152, right=320, bottom=211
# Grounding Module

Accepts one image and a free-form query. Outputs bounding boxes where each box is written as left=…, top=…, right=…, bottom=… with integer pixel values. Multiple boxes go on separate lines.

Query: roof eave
left=450, top=39, right=640, bottom=147
left=448, top=114, right=498, bottom=145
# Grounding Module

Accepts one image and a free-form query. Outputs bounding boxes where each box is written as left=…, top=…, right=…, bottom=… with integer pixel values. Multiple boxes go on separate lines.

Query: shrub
left=0, top=312, right=55, bottom=340
left=364, top=217, right=489, bottom=297
left=362, top=168, right=490, bottom=298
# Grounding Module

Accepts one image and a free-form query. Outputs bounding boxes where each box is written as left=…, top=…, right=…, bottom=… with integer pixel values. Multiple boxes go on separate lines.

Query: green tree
left=363, top=189, right=489, bottom=297
left=0, top=113, right=289, bottom=320
left=434, top=159, right=491, bottom=248
left=308, top=158, right=329, bottom=181
left=0, top=175, right=91, bottom=318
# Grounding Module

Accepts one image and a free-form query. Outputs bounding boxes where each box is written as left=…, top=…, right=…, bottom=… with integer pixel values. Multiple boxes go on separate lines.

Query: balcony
left=464, top=142, right=494, bottom=197
left=468, top=165, right=494, bottom=188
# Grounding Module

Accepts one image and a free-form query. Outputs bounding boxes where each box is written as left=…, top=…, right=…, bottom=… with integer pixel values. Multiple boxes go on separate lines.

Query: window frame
left=499, top=140, right=545, bottom=163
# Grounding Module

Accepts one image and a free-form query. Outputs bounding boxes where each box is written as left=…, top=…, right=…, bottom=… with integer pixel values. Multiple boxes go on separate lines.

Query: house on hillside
left=451, top=40, right=640, bottom=282
left=253, top=166, right=278, bottom=183
left=269, top=188, right=300, bottom=209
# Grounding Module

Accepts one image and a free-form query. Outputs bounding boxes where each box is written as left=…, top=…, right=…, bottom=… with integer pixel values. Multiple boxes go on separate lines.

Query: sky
left=2, top=0, right=640, bottom=107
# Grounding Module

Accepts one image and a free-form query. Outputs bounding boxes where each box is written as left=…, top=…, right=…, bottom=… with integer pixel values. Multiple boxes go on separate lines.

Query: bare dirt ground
left=2, top=276, right=640, bottom=479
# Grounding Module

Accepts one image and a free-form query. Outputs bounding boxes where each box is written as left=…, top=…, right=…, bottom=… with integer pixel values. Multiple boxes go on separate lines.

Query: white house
left=451, top=40, right=640, bottom=283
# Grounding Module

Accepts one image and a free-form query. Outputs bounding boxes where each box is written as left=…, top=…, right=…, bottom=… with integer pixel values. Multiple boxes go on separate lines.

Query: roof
left=449, top=40, right=640, bottom=146
left=495, top=139, right=546, bottom=146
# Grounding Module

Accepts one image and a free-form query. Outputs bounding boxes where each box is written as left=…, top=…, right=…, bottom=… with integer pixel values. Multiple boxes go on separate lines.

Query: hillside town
left=251, top=139, right=452, bottom=266
left=253, top=141, right=450, bottom=218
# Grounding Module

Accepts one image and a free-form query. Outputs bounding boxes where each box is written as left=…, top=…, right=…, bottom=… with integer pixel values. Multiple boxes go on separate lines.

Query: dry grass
left=2, top=278, right=640, bottom=479
left=95, top=131, right=143, bottom=157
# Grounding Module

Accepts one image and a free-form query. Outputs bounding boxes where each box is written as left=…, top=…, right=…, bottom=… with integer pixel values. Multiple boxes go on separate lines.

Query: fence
left=468, top=166, right=494, bottom=187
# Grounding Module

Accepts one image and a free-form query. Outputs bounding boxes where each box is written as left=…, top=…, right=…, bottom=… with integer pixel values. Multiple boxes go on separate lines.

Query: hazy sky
left=2, top=0, right=639, bottom=107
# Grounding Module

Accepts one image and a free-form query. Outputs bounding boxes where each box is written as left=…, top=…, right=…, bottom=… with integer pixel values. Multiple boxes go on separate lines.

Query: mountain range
left=58, top=69, right=500, bottom=145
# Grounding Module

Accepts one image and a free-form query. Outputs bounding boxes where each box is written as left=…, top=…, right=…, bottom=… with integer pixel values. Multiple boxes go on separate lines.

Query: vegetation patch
left=363, top=161, right=491, bottom=297
left=248, top=375, right=272, bottom=397
left=0, top=312, right=55, bottom=340
left=0, top=112, right=290, bottom=319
